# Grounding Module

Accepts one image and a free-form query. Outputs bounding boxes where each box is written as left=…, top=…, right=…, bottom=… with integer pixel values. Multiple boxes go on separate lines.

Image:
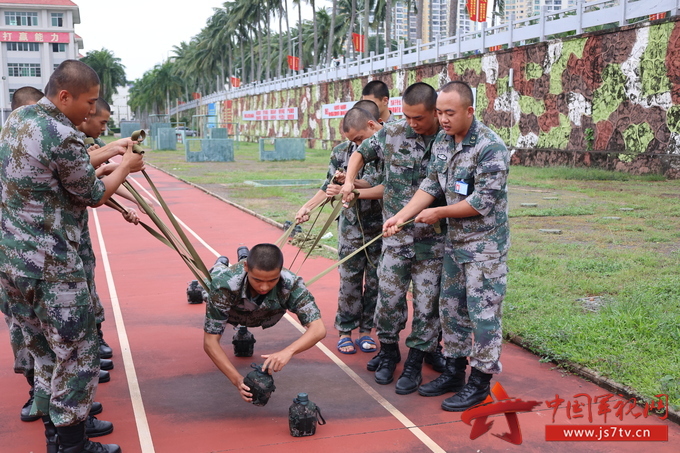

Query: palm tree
left=326, top=0, right=337, bottom=66
left=80, top=48, right=127, bottom=104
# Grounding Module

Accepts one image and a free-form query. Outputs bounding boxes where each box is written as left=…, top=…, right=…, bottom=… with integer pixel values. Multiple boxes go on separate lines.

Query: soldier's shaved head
left=11, top=86, right=44, bottom=111
left=403, top=82, right=437, bottom=111
left=440, top=81, right=474, bottom=108
left=342, top=107, right=377, bottom=133
left=45, top=60, right=100, bottom=99
left=247, top=244, right=284, bottom=272
left=352, top=100, right=380, bottom=122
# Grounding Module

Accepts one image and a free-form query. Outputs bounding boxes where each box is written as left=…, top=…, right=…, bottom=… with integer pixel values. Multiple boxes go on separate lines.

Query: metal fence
left=170, top=0, right=679, bottom=115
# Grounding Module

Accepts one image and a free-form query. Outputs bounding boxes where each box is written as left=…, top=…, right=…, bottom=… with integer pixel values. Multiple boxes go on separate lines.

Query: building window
left=52, top=43, right=66, bottom=52
left=7, top=42, right=40, bottom=51
left=8, top=63, right=41, bottom=77
left=5, top=12, right=39, bottom=26
left=9, top=88, right=16, bottom=103
left=51, top=13, right=64, bottom=27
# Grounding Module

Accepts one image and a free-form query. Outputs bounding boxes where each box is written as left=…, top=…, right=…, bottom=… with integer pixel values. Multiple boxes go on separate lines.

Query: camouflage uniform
left=204, top=261, right=321, bottom=335
left=356, top=119, right=447, bottom=352
left=419, top=118, right=510, bottom=374
left=320, top=141, right=382, bottom=334
left=82, top=136, right=107, bottom=325
left=0, top=98, right=105, bottom=426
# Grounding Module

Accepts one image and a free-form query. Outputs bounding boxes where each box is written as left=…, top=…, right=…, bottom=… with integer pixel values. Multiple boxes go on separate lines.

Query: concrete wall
left=207, top=17, right=680, bottom=178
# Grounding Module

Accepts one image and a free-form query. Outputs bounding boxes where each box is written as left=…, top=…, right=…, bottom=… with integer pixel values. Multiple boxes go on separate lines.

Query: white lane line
left=92, top=209, right=155, bottom=453
left=125, top=173, right=446, bottom=453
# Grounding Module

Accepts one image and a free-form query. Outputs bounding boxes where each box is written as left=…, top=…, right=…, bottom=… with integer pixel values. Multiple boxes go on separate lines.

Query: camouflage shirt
left=0, top=98, right=105, bottom=281
left=356, top=119, right=446, bottom=259
left=419, top=118, right=510, bottom=263
left=321, top=141, right=382, bottom=236
left=204, top=262, right=322, bottom=335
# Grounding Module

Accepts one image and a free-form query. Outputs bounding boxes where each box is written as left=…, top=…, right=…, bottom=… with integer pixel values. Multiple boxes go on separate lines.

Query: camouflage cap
left=243, top=363, right=276, bottom=406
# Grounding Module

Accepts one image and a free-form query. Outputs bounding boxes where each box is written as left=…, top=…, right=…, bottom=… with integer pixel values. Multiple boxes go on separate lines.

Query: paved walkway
left=1, top=167, right=677, bottom=452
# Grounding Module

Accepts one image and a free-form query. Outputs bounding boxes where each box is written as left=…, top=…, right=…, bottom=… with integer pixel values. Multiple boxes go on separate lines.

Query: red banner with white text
left=467, top=0, right=488, bottom=22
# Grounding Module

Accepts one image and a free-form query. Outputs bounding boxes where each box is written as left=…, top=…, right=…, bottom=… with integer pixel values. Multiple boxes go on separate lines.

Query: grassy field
left=124, top=137, right=680, bottom=410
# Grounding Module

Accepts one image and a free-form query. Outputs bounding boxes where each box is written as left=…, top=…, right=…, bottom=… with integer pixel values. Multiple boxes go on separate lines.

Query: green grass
left=129, top=137, right=680, bottom=410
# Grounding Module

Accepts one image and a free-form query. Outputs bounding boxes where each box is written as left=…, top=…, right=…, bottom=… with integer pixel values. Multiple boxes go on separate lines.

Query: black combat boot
left=98, top=370, right=110, bottom=384
left=57, top=421, right=121, bottom=453
left=97, top=324, right=113, bottom=359
left=441, top=367, right=492, bottom=412
left=21, top=373, right=40, bottom=422
left=84, top=415, right=113, bottom=437
left=237, top=246, right=249, bottom=262
left=43, top=416, right=58, bottom=453
left=424, top=343, right=447, bottom=373
left=374, top=342, right=401, bottom=385
left=366, top=349, right=384, bottom=371
left=100, top=359, right=113, bottom=371
left=395, top=348, right=426, bottom=395
left=418, top=357, right=467, bottom=397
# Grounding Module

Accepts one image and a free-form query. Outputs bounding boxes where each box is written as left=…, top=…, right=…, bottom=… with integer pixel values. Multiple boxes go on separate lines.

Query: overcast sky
left=74, top=0, right=328, bottom=82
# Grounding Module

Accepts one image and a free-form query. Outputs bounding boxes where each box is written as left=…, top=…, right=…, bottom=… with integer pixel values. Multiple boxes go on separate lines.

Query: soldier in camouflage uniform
left=0, top=60, right=143, bottom=453
left=341, top=83, right=448, bottom=395
left=204, top=243, right=326, bottom=403
left=296, top=105, right=383, bottom=354
left=383, top=81, right=510, bottom=412
left=78, top=98, right=143, bottom=379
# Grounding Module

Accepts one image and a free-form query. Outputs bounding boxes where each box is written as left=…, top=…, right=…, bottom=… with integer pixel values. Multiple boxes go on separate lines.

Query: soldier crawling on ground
left=203, top=243, right=326, bottom=403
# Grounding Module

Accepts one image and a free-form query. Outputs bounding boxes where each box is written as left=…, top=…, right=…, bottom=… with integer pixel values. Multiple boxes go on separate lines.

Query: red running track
left=1, top=166, right=678, bottom=452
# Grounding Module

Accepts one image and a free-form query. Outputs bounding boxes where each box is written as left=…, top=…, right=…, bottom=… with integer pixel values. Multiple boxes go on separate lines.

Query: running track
left=1, top=167, right=677, bottom=452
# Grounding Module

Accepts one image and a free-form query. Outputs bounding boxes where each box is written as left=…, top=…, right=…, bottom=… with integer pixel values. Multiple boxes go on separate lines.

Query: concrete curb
left=147, top=163, right=678, bottom=426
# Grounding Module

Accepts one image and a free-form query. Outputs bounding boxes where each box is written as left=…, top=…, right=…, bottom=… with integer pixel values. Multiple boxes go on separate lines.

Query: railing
left=170, top=0, right=678, bottom=115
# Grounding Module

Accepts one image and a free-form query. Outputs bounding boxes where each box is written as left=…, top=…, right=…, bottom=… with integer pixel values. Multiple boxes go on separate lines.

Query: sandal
left=337, top=337, right=357, bottom=354
left=355, top=335, right=377, bottom=353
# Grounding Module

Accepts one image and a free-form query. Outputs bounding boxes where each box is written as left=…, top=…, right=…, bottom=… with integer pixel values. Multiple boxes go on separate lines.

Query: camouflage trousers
left=334, top=232, right=381, bottom=334
left=0, top=272, right=100, bottom=426
left=440, top=253, right=507, bottom=374
left=81, top=226, right=105, bottom=324
left=3, top=314, right=34, bottom=375
left=375, top=246, right=442, bottom=351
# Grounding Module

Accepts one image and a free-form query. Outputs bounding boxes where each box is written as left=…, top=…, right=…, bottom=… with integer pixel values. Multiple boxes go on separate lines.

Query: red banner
left=287, top=55, right=300, bottom=71
left=0, top=30, right=70, bottom=43
left=649, top=12, right=667, bottom=21
left=467, top=0, right=488, bottom=22
left=352, top=33, right=366, bottom=53
left=230, top=76, right=241, bottom=88
left=192, top=92, right=201, bottom=100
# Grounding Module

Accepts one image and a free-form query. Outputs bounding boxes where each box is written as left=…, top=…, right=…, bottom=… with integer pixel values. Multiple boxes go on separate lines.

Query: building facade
left=0, top=0, right=82, bottom=121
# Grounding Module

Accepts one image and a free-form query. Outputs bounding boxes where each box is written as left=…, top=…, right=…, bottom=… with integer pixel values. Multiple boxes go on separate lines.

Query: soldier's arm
left=95, top=142, right=145, bottom=207
left=203, top=332, right=254, bottom=403
left=383, top=189, right=437, bottom=237
left=261, top=319, right=326, bottom=373
left=356, top=184, right=384, bottom=200
left=295, top=190, right=328, bottom=224
left=339, top=151, right=365, bottom=202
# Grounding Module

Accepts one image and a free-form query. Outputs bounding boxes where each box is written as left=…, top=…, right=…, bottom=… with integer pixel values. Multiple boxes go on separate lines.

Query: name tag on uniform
left=454, top=180, right=472, bottom=196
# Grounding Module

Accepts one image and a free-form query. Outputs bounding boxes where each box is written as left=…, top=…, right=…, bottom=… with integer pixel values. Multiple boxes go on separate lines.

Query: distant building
left=0, top=0, right=83, bottom=120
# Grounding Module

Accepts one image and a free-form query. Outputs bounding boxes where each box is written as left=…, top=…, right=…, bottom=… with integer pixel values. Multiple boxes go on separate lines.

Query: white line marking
left=93, top=209, right=155, bottom=453
left=125, top=172, right=446, bottom=452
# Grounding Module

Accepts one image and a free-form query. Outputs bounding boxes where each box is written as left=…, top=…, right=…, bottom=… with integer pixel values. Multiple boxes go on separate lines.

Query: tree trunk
left=312, top=0, right=318, bottom=67
left=448, top=0, right=458, bottom=37
left=326, top=0, right=337, bottom=66
left=347, top=0, right=357, bottom=61
left=298, top=0, right=303, bottom=71
left=385, top=0, right=392, bottom=50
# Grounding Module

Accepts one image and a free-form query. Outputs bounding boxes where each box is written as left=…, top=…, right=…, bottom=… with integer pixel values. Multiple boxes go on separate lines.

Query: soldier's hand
left=332, top=170, right=345, bottom=184
left=325, top=183, right=341, bottom=197
left=88, top=144, right=101, bottom=151
left=122, top=207, right=139, bottom=225
left=383, top=216, right=405, bottom=237
left=415, top=208, right=440, bottom=225
left=98, top=161, right=119, bottom=176
left=122, top=142, right=145, bottom=173
left=295, top=207, right=311, bottom=224
left=340, top=182, right=355, bottom=204
left=236, top=376, right=253, bottom=403
left=261, top=350, right=293, bottom=374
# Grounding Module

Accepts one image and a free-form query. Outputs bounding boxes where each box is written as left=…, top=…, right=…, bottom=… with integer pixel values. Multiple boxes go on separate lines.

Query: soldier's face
left=402, top=103, right=438, bottom=136
left=244, top=264, right=281, bottom=296
left=436, top=91, right=474, bottom=140
left=81, top=110, right=110, bottom=139
left=62, top=85, right=99, bottom=126
left=345, top=123, right=379, bottom=146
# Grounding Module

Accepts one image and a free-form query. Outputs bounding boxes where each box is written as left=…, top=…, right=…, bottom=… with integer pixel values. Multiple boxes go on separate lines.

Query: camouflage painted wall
left=226, top=17, right=680, bottom=178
